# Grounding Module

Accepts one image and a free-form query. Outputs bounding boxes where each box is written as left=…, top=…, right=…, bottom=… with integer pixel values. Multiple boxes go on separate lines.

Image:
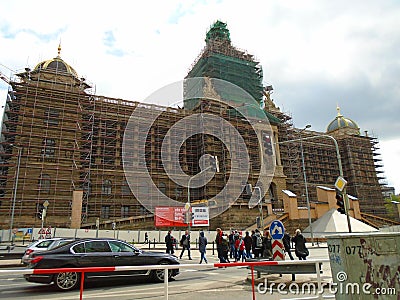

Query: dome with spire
left=327, top=106, right=360, bottom=135
left=33, top=44, right=78, bottom=77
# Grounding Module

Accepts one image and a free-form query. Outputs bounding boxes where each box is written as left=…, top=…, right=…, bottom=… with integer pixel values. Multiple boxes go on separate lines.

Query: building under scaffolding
left=0, top=21, right=391, bottom=230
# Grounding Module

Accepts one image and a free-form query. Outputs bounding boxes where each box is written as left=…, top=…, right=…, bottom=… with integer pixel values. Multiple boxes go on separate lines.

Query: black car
left=24, top=238, right=179, bottom=291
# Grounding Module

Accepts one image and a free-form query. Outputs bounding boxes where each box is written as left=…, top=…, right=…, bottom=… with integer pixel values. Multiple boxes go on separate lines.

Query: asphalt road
left=0, top=264, right=255, bottom=300
left=0, top=244, right=334, bottom=299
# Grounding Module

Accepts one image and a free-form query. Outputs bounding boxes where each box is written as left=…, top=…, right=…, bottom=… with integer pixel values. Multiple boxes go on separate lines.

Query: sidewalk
left=0, top=259, right=23, bottom=268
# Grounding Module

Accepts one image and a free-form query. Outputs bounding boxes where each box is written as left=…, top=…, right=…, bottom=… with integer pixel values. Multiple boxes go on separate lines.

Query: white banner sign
left=192, top=207, right=209, bottom=227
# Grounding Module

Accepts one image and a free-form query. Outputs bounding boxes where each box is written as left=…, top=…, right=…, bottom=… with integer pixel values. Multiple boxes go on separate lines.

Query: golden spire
left=57, top=42, right=61, bottom=57
left=336, top=104, right=342, bottom=117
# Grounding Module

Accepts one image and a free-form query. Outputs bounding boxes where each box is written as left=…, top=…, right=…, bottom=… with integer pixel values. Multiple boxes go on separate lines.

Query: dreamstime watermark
left=257, top=271, right=397, bottom=296
left=122, top=77, right=276, bottom=222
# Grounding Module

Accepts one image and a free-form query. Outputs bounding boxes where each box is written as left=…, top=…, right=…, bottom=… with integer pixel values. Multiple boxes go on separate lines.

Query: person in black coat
left=291, top=229, right=309, bottom=260
left=165, top=231, right=174, bottom=254
left=283, top=231, right=294, bottom=260
left=179, top=230, right=192, bottom=260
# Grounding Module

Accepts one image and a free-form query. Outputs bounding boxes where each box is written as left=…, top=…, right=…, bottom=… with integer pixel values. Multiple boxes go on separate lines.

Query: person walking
left=215, top=228, right=226, bottom=263
left=228, top=231, right=235, bottom=259
left=252, top=229, right=263, bottom=258
left=263, top=230, right=272, bottom=258
left=244, top=231, right=253, bottom=259
left=283, top=231, right=294, bottom=260
left=291, top=229, right=309, bottom=260
left=198, top=231, right=208, bottom=264
left=237, top=235, right=246, bottom=262
left=144, top=232, right=149, bottom=244
left=179, top=230, right=192, bottom=260
left=165, top=231, right=174, bottom=254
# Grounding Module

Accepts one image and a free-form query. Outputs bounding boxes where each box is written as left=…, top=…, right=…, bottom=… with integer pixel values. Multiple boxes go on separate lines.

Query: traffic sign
left=272, top=239, right=285, bottom=260
left=335, top=176, right=347, bottom=192
left=269, top=220, right=285, bottom=240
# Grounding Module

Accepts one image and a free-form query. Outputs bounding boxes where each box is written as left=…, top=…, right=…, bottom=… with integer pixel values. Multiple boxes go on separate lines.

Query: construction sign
left=38, top=226, right=52, bottom=239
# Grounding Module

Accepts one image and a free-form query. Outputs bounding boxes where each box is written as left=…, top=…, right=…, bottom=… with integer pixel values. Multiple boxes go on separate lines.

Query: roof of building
left=327, top=106, right=360, bottom=134
left=33, top=44, right=78, bottom=77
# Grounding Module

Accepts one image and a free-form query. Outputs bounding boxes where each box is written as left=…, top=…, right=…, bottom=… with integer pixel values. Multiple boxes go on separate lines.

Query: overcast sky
left=1, top=0, right=399, bottom=193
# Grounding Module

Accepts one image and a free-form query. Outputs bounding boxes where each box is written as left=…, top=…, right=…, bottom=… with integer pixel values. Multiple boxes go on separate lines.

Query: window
left=42, top=138, right=56, bottom=157
left=108, top=241, right=135, bottom=253
left=38, top=174, right=51, bottom=193
left=101, top=205, right=110, bottom=219
left=72, top=243, right=85, bottom=254
left=44, top=108, right=60, bottom=125
left=102, top=180, right=112, bottom=195
left=84, top=241, right=111, bottom=253
left=121, top=206, right=130, bottom=218
left=175, top=186, right=183, bottom=198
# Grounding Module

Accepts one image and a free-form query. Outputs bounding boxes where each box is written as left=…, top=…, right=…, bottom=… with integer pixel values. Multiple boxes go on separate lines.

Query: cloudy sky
left=1, top=0, right=399, bottom=192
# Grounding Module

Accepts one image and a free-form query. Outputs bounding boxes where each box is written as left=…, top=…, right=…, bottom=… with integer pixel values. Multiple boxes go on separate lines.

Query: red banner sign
left=154, top=207, right=188, bottom=227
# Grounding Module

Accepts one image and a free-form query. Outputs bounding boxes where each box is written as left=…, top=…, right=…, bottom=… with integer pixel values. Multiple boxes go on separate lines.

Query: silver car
left=21, top=238, right=75, bottom=265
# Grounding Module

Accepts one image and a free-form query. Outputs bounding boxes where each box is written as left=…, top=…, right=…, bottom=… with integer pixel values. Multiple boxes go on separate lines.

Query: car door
left=73, top=240, right=114, bottom=278
left=108, top=240, right=148, bottom=276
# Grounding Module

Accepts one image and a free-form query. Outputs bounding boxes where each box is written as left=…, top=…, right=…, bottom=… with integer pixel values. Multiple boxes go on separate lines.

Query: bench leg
left=292, top=273, right=295, bottom=281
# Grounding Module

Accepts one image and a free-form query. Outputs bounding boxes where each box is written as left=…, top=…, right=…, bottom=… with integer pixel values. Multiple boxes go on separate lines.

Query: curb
left=0, top=261, right=24, bottom=269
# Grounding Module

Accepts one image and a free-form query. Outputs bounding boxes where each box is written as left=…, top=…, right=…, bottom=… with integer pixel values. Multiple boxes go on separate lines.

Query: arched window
left=39, top=174, right=51, bottom=193
left=102, top=179, right=112, bottom=195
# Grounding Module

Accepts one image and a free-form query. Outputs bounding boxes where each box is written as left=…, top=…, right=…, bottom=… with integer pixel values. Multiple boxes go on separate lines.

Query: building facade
left=0, top=21, right=389, bottom=230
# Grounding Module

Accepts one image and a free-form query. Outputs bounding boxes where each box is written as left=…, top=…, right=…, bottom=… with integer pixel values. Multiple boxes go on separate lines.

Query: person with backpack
left=237, top=235, right=246, bottom=262
left=221, top=233, right=230, bottom=263
left=198, top=231, right=208, bottom=264
left=179, top=230, right=192, bottom=260
left=252, top=229, right=263, bottom=258
left=234, top=233, right=240, bottom=262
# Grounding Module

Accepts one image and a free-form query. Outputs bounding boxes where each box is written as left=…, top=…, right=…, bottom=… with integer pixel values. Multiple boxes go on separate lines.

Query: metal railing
left=0, top=259, right=330, bottom=300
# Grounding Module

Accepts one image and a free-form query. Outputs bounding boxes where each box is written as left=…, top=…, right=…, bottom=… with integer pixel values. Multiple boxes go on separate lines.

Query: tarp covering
left=302, top=208, right=378, bottom=238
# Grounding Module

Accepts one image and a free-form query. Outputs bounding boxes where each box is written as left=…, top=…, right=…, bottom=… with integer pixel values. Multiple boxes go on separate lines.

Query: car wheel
left=151, top=260, right=172, bottom=282
left=54, top=271, right=80, bottom=291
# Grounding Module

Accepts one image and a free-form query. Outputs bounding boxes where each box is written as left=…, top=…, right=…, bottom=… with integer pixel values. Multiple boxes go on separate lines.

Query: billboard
left=154, top=207, right=187, bottom=227
left=154, top=206, right=209, bottom=227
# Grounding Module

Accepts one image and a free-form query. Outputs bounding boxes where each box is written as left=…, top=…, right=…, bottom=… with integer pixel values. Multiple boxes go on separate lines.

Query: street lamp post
left=187, top=156, right=219, bottom=233
left=254, top=186, right=264, bottom=229
left=299, top=125, right=314, bottom=245
left=9, top=146, right=22, bottom=244
left=279, top=133, right=352, bottom=233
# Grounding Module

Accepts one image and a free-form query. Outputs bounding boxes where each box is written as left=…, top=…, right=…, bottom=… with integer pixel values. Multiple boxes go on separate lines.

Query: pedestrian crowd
left=163, top=227, right=309, bottom=263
